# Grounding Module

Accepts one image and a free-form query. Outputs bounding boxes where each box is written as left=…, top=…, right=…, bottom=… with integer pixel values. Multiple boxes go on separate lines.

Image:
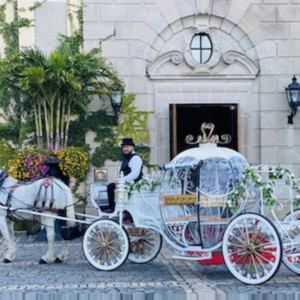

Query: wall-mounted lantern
left=285, top=75, right=300, bottom=125
left=110, top=86, right=123, bottom=124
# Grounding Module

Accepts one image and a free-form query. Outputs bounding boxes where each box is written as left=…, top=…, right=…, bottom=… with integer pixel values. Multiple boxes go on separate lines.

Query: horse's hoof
left=39, top=259, right=48, bottom=264
left=2, top=258, right=11, bottom=263
left=54, top=257, right=63, bottom=264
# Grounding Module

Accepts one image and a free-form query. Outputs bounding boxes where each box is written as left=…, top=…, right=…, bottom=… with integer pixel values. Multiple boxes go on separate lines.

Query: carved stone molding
left=147, top=25, right=259, bottom=80
left=146, top=50, right=184, bottom=77
left=222, top=50, right=259, bottom=75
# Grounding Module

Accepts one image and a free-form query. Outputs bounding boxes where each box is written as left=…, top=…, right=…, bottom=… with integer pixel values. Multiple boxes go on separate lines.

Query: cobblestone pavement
left=0, top=233, right=300, bottom=300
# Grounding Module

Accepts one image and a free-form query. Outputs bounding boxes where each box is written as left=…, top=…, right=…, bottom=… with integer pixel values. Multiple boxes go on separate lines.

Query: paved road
left=0, top=233, right=300, bottom=300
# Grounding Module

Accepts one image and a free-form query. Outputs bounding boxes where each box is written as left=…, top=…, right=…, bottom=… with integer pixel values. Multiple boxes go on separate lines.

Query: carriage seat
left=162, top=194, right=196, bottom=206
left=162, top=194, right=227, bottom=207
left=162, top=194, right=230, bottom=224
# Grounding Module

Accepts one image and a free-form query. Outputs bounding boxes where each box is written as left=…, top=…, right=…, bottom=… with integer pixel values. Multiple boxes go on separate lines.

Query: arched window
left=190, top=33, right=213, bottom=64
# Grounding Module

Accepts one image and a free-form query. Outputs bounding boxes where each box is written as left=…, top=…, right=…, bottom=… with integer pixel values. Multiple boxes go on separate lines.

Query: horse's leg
left=7, top=219, right=16, bottom=261
left=39, top=216, right=56, bottom=264
left=55, top=239, right=68, bottom=263
left=0, top=217, right=16, bottom=263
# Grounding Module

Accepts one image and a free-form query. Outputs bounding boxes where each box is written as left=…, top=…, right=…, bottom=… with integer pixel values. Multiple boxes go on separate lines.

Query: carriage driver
left=105, top=138, right=143, bottom=212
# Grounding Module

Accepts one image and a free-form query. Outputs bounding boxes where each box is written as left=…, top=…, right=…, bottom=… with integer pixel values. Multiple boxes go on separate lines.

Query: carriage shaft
left=0, top=206, right=90, bottom=224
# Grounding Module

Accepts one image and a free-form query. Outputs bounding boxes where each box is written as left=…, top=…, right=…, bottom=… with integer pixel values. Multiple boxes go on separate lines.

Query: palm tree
left=19, top=48, right=55, bottom=148
left=1, top=44, right=123, bottom=150
left=20, top=65, right=47, bottom=147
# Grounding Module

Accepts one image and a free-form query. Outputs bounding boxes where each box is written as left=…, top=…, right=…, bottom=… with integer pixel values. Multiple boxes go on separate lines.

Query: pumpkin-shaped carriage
left=86, top=125, right=300, bottom=285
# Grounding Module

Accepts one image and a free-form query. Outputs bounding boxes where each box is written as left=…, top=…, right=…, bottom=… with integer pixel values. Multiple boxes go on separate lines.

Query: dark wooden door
left=170, top=103, right=239, bottom=158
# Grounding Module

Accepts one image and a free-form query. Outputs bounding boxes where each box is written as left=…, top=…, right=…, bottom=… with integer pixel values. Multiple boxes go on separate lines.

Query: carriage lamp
left=114, top=172, right=128, bottom=203
left=114, top=188, right=128, bottom=203
left=110, top=86, right=123, bottom=125
left=285, top=75, right=300, bottom=125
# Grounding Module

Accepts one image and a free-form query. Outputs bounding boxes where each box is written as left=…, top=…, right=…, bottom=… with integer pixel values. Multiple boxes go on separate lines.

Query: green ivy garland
left=126, top=178, right=161, bottom=194
left=227, top=165, right=300, bottom=211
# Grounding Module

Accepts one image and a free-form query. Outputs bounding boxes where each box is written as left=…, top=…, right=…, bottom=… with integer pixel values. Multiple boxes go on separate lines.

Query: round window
left=190, top=33, right=213, bottom=64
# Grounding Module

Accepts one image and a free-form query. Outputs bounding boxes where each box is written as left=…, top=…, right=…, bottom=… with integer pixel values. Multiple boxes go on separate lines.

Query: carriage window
left=190, top=33, right=213, bottom=64
left=230, top=157, right=249, bottom=186
left=161, top=169, right=182, bottom=195
left=200, top=158, right=235, bottom=196
left=185, top=168, right=198, bottom=194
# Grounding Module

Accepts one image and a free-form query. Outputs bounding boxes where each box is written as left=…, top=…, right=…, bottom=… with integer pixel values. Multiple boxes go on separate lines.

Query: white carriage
left=1, top=124, right=300, bottom=285
left=85, top=141, right=300, bottom=285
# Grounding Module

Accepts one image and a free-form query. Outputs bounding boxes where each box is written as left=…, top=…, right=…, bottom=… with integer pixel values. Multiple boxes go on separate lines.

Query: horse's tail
left=65, top=188, right=76, bottom=228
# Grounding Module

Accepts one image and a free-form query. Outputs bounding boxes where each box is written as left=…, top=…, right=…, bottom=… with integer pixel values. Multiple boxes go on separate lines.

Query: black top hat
left=121, top=138, right=135, bottom=147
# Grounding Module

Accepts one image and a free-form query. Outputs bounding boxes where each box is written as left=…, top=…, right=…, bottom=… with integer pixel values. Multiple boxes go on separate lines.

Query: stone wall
left=83, top=0, right=300, bottom=179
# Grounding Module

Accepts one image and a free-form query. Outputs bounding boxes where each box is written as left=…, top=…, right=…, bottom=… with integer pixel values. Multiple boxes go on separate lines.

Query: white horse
left=0, top=170, right=76, bottom=264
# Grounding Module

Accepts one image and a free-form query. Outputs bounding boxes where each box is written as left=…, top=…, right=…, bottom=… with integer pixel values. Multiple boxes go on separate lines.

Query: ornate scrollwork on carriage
left=185, top=123, right=232, bottom=145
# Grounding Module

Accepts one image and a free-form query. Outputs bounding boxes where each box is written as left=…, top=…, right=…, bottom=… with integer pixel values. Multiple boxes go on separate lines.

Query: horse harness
left=34, top=178, right=57, bottom=212
left=0, top=175, right=58, bottom=221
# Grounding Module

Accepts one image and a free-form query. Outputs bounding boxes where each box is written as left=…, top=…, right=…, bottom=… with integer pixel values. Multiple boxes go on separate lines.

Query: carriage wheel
left=281, top=209, right=300, bottom=274
left=222, top=213, right=282, bottom=285
left=82, top=219, right=129, bottom=271
left=127, top=228, right=162, bottom=264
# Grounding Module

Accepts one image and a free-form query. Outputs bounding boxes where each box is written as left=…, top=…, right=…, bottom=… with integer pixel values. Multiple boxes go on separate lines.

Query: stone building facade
left=82, top=0, right=300, bottom=179
left=3, top=0, right=300, bottom=183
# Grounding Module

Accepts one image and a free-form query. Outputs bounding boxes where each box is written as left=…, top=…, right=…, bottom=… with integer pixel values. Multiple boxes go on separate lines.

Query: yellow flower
left=57, top=147, right=89, bottom=179
left=8, top=146, right=89, bottom=182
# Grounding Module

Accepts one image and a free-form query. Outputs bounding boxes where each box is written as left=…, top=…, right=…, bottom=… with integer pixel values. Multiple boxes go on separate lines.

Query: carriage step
left=165, top=216, right=231, bottom=224
left=126, top=228, right=143, bottom=236
left=173, top=251, right=212, bottom=260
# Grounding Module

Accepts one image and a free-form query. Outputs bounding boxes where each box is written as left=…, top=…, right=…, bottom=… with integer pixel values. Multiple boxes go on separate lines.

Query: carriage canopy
left=162, top=143, right=249, bottom=197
